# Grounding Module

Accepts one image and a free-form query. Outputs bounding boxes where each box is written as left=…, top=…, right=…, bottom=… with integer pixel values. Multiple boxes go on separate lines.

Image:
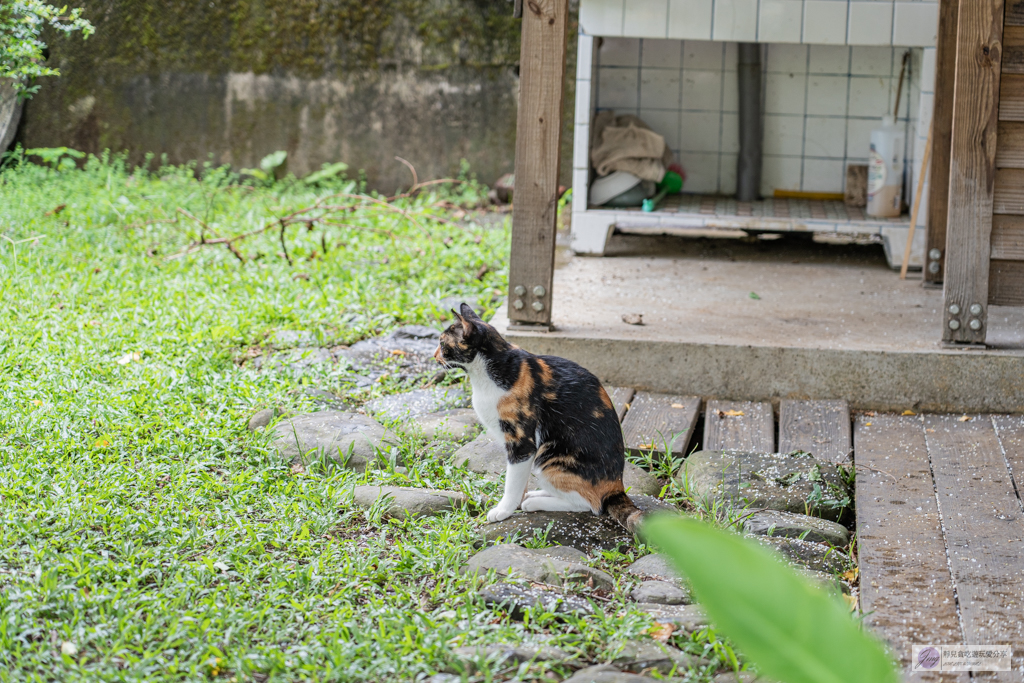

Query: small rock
left=479, top=583, right=593, bottom=619
left=270, top=411, right=390, bottom=471
left=268, top=329, right=317, bottom=347
left=352, top=486, right=467, bottom=519
left=608, top=639, right=705, bottom=675
left=454, top=433, right=664, bottom=496
left=626, top=554, right=684, bottom=587
left=452, top=643, right=579, bottom=672
left=756, top=536, right=852, bottom=574
left=339, top=325, right=441, bottom=375
left=621, top=313, right=644, bottom=326
left=482, top=496, right=675, bottom=553
left=561, top=664, right=660, bottom=683
left=465, top=544, right=614, bottom=590
left=742, top=510, right=850, bottom=546
left=410, top=408, right=480, bottom=439
left=629, top=580, right=691, bottom=605
left=682, top=450, right=851, bottom=521
left=634, top=604, right=708, bottom=632
left=364, top=386, right=469, bottom=422
left=248, top=408, right=280, bottom=431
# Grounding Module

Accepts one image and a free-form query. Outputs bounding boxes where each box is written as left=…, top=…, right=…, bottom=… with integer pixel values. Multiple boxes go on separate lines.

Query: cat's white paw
left=521, top=496, right=553, bottom=512
left=486, top=505, right=516, bottom=523
left=522, top=489, right=546, bottom=500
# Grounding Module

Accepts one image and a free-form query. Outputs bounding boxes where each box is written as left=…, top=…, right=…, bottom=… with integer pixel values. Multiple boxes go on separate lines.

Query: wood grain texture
left=993, top=167, right=1024, bottom=214
left=996, top=121, right=1024, bottom=167
left=943, top=0, right=1003, bottom=343
left=506, top=0, right=569, bottom=325
left=991, top=214, right=1024, bottom=259
left=620, top=392, right=700, bottom=457
left=854, top=415, right=965, bottom=680
left=604, top=386, right=635, bottom=423
left=1008, top=0, right=1024, bottom=27
left=989, top=258, right=1024, bottom=304
left=703, top=400, right=774, bottom=452
left=777, top=400, right=851, bottom=464
left=999, top=74, right=1024, bottom=120
left=993, top=415, right=1024, bottom=494
left=926, top=0, right=959, bottom=284
left=924, top=414, right=1024, bottom=676
left=1003, top=25, right=1024, bottom=74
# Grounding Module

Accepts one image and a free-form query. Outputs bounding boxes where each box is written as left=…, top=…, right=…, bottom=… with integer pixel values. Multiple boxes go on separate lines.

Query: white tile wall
left=585, top=38, right=927, bottom=199
left=582, top=0, right=939, bottom=46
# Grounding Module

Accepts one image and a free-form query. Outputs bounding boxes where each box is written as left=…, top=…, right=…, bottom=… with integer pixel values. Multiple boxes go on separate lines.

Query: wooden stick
left=901, top=121, right=934, bottom=279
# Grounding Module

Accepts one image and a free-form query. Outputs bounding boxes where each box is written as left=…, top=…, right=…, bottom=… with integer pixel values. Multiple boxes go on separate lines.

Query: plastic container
left=867, top=115, right=905, bottom=217
left=590, top=171, right=642, bottom=206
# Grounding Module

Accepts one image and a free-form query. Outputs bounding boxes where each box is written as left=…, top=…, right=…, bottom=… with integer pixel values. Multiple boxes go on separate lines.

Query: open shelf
left=588, top=194, right=911, bottom=235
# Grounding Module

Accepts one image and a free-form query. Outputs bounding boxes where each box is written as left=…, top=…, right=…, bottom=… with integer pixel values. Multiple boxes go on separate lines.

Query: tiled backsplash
left=580, top=0, right=939, bottom=46
left=589, top=38, right=927, bottom=197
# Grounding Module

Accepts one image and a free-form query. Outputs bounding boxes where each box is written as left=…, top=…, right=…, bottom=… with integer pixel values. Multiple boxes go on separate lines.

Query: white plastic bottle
left=867, top=115, right=905, bottom=217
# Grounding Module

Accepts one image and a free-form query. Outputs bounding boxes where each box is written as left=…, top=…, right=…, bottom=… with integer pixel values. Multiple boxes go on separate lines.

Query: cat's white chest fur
left=462, top=356, right=504, bottom=440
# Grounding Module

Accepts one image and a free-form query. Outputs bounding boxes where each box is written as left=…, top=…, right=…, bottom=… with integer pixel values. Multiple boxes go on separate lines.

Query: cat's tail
left=602, top=490, right=644, bottom=534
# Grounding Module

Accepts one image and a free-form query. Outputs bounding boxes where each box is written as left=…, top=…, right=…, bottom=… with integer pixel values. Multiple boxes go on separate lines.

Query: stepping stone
left=626, top=554, right=685, bottom=587
left=629, top=580, right=691, bottom=605
left=464, top=544, right=614, bottom=590
left=248, top=407, right=284, bottom=431
left=271, top=411, right=389, bottom=471
left=536, top=546, right=588, bottom=563
left=452, top=643, right=579, bottom=672
left=364, top=386, right=469, bottom=422
left=681, top=450, right=851, bottom=522
left=634, top=604, right=708, bottom=632
left=352, top=486, right=467, bottom=519
left=482, top=496, right=677, bottom=554
left=454, top=432, right=665, bottom=495
left=410, top=408, right=480, bottom=440
left=562, top=664, right=661, bottom=683
left=479, top=583, right=593, bottom=619
left=741, top=510, right=850, bottom=546
left=339, top=325, right=441, bottom=374
left=607, top=639, right=708, bottom=675
left=756, top=536, right=852, bottom=574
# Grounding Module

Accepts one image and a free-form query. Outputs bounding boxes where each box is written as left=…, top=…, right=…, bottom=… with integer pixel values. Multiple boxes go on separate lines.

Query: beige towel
left=590, top=111, right=672, bottom=182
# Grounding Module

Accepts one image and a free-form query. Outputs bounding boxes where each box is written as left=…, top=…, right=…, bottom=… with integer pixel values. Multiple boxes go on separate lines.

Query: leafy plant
left=240, top=150, right=289, bottom=184
left=0, top=1, right=94, bottom=97
left=643, top=514, right=899, bottom=683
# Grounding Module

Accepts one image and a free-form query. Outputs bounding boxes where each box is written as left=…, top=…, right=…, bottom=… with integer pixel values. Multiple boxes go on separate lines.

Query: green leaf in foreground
left=642, top=514, right=899, bottom=683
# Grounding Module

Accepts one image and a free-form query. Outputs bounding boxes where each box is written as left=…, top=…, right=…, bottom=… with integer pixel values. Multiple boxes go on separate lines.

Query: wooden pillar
left=943, top=0, right=1004, bottom=344
left=507, top=0, right=570, bottom=327
left=924, top=0, right=959, bottom=285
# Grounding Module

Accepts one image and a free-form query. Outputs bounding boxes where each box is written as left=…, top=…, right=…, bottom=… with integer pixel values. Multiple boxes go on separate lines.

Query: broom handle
left=901, top=121, right=933, bottom=280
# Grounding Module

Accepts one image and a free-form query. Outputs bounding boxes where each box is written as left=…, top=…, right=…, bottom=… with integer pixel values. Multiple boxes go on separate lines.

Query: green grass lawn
left=0, top=154, right=741, bottom=682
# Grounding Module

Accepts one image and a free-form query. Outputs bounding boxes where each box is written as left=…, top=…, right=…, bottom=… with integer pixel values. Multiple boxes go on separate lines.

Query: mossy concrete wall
left=19, top=0, right=578, bottom=191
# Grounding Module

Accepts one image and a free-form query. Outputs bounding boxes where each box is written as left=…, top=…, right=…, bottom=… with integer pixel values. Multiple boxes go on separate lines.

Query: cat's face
left=434, top=303, right=505, bottom=368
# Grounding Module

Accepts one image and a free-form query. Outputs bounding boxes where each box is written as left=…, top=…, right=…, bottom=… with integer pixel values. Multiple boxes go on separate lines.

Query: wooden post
left=925, top=0, right=959, bottom=285
left=942, top=0, right=1004, bottom=344
left=507, top=0, right=570, bottom=327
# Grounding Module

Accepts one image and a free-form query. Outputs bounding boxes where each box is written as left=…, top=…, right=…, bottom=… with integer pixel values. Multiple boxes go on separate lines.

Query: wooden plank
left=999, top=74, right=1024, bottom=121
left=924, top=414, right=1024, bottom=676
left=991, top=214, right=1024, bottom=259
left=926, top=0, right=959, bottom=284
left=1003, top=25, right=1024, bottom=74
left=777, top=400, right=851, bottom=465
left=943, top=0, right=1003, bottom=343
left=506, top=0, right=569, bottom=325
left=703, top=400, right=774, bottom=452
left=993, top=167, right=1024, bottom=214
left=989, top=259, right=1024, bottom=305
left=1008, top=0, right=1024, bottom=27
left=620, top=392, right=700, bottom=458
left=604, top=386, right=635, bottom=423
left=993, top=415, right=1024, bottom=495
left=996, top=121, right=1024, bottom=167
left=854, top=415, right=965, bottom=680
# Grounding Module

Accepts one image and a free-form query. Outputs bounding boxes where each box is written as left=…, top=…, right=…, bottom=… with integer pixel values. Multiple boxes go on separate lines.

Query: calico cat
left=434, top=303, right=643, bottom=532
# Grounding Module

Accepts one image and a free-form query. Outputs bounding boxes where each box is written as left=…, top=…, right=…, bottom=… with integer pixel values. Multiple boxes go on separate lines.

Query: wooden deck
left=605, top=389, right=1024, bottom=678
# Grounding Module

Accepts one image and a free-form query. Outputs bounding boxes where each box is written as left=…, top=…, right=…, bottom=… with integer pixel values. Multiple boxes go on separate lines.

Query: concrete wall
left=18, top=0, right=579, bottom=192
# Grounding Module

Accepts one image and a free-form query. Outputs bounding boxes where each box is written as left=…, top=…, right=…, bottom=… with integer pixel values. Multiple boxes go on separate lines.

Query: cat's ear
left=450, top=308, right=463, bottom=322
left=459, top=303, right=481, bottom=320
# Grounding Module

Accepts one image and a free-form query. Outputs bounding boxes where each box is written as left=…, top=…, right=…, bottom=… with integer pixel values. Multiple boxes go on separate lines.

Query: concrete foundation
left=495, top=233, right=1024, bottom=414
